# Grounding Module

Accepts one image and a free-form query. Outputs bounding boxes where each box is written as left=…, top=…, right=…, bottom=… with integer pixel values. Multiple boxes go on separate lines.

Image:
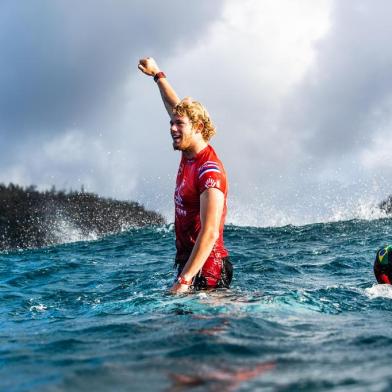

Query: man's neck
left=183, top=141, right=208, bottom=159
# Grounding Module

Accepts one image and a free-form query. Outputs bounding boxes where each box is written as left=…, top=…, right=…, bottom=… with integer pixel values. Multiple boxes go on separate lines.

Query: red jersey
left=174, top=145, right=228, bottom=261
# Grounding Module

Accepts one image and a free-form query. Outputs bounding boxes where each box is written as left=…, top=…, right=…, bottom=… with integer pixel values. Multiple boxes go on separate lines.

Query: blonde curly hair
left=172, top=97, right=216, bottom=142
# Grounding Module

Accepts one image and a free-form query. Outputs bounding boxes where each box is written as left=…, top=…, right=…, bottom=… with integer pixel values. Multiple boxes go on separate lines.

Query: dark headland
left=0, top=183, right=165, bottom=250
left=379, top=196, right=392, bottom=214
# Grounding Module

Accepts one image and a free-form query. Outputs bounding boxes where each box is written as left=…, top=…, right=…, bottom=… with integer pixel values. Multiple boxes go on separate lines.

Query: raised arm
left=138, top=57, right=180, bottom=116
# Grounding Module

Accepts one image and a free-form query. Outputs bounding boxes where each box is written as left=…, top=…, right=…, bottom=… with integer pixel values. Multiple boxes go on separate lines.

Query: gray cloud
left=286, top=0, right=392, bottom=159
left=0, top=0, right=224, bottom=136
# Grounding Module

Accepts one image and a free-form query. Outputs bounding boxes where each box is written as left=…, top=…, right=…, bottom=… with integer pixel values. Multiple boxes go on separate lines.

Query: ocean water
left=1, top=218, right=392, bottom=392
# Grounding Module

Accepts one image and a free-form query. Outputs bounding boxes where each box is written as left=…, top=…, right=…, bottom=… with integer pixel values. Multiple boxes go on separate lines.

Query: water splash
left=49, top=215, right=98, bottom=244
left=329, top=197, right=388, bottom=223
left=364, top=284, right=392, bottom=299
left=228, top=191, right=388, bottom=228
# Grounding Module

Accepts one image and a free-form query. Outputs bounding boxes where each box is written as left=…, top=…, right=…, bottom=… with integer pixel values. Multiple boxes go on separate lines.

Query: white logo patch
left=174, top=179, right=186, bottom=207
left=204, top=178, right=217, bottom=188
left=176, top=207, right=187, bottom=216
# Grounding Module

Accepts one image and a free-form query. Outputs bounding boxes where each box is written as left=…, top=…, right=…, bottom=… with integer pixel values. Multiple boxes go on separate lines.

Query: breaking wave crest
left=364, top=284, right=392, bottom=299
left=228, top=195, right=388, bottom=228
left=49, top=213, right=99, bottom=244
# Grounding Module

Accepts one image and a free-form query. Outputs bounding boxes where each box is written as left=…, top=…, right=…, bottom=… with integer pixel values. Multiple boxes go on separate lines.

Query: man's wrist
left=154, top=71, right=166, bottom=82
left=177, top=275, right=192, bottom=286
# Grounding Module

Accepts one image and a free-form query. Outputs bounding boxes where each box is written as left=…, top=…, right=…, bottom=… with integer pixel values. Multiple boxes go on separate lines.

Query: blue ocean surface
left=1, top=219, right=392, bottom=392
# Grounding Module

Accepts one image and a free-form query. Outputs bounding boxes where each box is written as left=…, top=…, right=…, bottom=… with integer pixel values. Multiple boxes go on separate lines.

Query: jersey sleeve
left=197, top=160, right=227, bottom=195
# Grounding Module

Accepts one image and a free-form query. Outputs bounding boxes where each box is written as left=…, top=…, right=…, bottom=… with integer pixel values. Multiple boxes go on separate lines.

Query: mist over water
left=229, top=194, right=387, bottom=228
left=221, top=176, right=389, bottom=229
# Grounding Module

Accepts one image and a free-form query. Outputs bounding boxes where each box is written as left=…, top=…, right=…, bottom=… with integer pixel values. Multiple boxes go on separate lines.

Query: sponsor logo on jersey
left=175, top=193, right=183, bottom=207
left=174, top=179, right=186, bottom=207
left=204, top=178, right=217, bottom=188
left=198, top=161, right=221, bottom=179
left=175, top=207, right=187, bottom=216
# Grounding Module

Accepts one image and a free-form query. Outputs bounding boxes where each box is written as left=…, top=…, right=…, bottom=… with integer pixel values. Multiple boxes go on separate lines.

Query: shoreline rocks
left=0, top=183, right=165, bottom=250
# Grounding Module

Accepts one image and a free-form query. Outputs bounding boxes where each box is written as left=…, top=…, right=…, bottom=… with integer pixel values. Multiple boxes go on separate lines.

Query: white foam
left=364, top=284, right=392, bottom=299
left=29, top=304, right=47, bottom=312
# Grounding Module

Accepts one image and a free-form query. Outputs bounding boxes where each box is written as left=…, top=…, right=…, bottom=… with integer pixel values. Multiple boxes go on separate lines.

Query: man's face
left=170, top=115, right=196, bottom=151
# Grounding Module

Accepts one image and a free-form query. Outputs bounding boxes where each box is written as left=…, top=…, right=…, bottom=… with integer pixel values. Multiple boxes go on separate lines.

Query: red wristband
left=177, top=276, right=192, bottom=286
left=154, top=71, right=166, bottom=82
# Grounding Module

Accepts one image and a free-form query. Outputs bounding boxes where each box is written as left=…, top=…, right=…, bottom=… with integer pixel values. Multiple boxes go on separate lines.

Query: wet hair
left=172, top=97, right=216, bottom=142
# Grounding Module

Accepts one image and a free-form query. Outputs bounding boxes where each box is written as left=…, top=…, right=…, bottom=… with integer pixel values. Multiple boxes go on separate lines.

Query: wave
left=2, top=194, right=391, bottom=392
left=228, top=196, right=388, bottom=228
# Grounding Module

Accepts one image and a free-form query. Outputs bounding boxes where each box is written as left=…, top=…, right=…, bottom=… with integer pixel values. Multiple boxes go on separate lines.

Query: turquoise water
left=1, top=219, right=392, bottom=391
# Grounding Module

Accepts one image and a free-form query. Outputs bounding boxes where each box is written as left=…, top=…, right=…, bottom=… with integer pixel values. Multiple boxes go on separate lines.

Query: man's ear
left=194, top=121, right=204, bottom=134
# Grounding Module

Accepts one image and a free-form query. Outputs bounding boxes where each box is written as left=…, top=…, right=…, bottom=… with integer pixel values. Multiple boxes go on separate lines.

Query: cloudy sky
left=1, top=0, right=392, bottom=226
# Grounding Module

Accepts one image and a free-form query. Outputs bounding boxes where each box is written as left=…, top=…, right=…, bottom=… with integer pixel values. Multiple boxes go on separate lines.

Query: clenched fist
left=138, top=57, right=160, bottom=77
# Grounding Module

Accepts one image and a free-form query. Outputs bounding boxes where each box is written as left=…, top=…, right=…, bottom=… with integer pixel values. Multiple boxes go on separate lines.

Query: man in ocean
left=138, top=57, right=232, bottom=294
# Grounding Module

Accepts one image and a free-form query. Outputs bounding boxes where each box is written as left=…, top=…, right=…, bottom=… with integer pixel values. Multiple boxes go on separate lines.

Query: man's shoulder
left=198, top=145, right=223, bottom=166
left=197, top=145, right=227, bottom=184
